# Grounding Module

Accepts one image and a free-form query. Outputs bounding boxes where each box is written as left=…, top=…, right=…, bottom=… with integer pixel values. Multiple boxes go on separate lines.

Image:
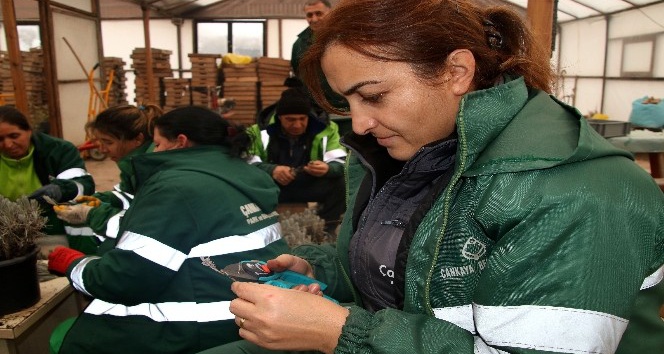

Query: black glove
left=28, top=184, right=63, bottom=209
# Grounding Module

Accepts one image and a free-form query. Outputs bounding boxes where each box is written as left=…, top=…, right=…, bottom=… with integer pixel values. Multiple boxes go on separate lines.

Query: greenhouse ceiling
left=102, top=0, right=664, bottom=22
left=503, top=0, right=664, bottom=23
left=7, top=0, right=664, bottom=22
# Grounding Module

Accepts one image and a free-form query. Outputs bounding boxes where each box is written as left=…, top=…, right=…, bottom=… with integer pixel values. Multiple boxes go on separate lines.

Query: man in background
left=290, top=0, right=348, bottom=112
left=247, top=88, right=346, bottom=236
left=291, top=0, right=331, bottom=78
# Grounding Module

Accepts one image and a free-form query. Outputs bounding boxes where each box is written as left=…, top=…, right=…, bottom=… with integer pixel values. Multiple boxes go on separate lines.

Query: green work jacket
left=60, top=145, right=290, bottom=354
left=297, top=76, right=664, bottom=354
left=31, top=132, right=95, bottom=242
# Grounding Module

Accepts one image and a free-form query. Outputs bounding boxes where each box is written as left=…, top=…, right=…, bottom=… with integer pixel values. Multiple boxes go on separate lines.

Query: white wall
left=557, top=2, right=664, bottom=122
left=280, top=19, right=308, bottom=60
left=55, top=11, right=99, bottom=144
left=558, top=17, right=607, bottom=77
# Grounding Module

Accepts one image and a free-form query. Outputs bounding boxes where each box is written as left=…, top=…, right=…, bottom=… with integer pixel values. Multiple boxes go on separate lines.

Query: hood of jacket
left=458, top=76, right=632, bottom=177
left=131, top=145, right=278, bottom=213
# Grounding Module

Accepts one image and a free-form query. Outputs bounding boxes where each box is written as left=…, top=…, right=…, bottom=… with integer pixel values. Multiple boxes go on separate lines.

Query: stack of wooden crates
left=189, top=53, right=220, bottom=108
left=221, top=61, right=259, bottom=126
left=221, top=57, right=291, bottom=127
left=101, top=57, right=129, bottom=107
left=131, top=48, right=173, bottom=105
left=257, top=57, right=291, bottom=110
left=0, top=49, right=47, bottom=127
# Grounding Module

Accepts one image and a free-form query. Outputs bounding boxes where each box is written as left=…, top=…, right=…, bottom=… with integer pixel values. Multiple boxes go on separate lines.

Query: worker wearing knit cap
left=247, top=88, right=347, bottom=235
left=276, top=88, right=312, bottom=117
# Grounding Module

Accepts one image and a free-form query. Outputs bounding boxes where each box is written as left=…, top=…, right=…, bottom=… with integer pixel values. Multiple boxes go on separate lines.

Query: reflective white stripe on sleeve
left=247, top=155, right=262, bottom=164
left=189, top=223, right=282, bottom=257
left=475, top=304, right=628, bottom=353
left=105, top=210, right=125, bottom=238
left=111, top=190, right=133, bottom=209
left=473, top=337, right=509, bottom=354
left=56, top=167, right=89, bottom=180
left=261, top=130, right=270, bottom=149
left=641, top=264, right=664, bottom=290
left=433, top=305, right=476, bottom=334
left=70, top=256, right=101, bottom=297
left=84, top=299, right=234, bottom=322
left=64, top=226, right=95, bottom=236
left=73, top=181, right=84, bottom=199
left=93, top=232, right=106, bottom=243
left=323, top=148, right=347, bottom=164
left=116, top=223, right=282, bottom=270
left=322, top=136, right=328, bottom=154
left=117, top=231, right=187, bottom=271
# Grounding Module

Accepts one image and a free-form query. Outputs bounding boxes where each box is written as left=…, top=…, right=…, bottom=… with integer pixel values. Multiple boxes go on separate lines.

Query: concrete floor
left=85, top=158, right=120, bottom=192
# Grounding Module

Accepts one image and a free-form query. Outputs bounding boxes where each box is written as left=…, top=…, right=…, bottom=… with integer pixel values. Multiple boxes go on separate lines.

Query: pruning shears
left=201, top=258, right=338, bottom=303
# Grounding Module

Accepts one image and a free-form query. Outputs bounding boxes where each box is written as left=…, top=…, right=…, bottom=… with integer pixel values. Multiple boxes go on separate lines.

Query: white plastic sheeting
left=554, top=1, right=664, bottom=121
left=504, top=0, right=664, bottom=23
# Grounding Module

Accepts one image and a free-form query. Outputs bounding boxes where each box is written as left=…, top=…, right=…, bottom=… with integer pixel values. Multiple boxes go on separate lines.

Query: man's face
left=304, top=2, right=330, bottom=32
left=279, top=114, right=309, bottom=138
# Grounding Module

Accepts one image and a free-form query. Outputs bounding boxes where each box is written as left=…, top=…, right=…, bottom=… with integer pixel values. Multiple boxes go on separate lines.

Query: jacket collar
left=131, top=145, right=229, bottom=190
left=458, top=76, right=632, bottom=176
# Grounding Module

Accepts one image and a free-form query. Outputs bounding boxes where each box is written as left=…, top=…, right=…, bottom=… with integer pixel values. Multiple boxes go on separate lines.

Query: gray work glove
left=28, top=184, right=63, bottom=210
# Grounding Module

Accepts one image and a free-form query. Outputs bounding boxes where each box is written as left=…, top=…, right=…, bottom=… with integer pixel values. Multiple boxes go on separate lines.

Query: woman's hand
left=230, top=282, right=349, bottom=354
left=266, top=254, right=313, bottom=276
left=266, top=254, right=320, bottom=293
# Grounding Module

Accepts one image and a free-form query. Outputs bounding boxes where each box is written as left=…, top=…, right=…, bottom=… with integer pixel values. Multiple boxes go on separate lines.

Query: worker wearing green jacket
left=48, top=106, right=290, bottom=354
left=291, top=0, right=347, bottom=111
left=208, top=1, right=664, bottom=353
left=247, top=88, right=346, bottom=234
left=0, top=105, right=96, bottom=253
left=55, top=104, right=162, bottom=255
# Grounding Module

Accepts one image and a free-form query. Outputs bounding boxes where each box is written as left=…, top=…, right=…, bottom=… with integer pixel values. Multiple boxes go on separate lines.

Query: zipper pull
left=381, top=219, right=406, bottom=228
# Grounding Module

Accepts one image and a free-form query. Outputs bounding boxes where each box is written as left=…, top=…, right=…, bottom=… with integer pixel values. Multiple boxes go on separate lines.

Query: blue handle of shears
left=259, top=270, right=339, bottom=303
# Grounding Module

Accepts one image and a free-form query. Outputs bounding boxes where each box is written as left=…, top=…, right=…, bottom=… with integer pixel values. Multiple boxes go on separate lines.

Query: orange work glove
left=75, top=195, right=101, bottom=207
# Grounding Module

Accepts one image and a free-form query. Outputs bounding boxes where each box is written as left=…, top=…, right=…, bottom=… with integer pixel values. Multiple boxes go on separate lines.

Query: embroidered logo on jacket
left=240, top=203, right=278, bottom=225
left=439, top=237, right=488, bottom=280
left=461, top=237, right=486, bottom=260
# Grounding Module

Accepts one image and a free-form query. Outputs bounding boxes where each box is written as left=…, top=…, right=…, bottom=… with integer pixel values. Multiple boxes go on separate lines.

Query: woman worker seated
left=0, top=105, right=95, bottom=252
left=54, top=104, right=162, bottom=254
left=47, top=105, right=290, bottom=354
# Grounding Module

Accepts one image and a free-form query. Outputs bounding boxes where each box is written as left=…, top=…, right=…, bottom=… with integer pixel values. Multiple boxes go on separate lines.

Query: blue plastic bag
left=629, top=96, right=664, bottom=129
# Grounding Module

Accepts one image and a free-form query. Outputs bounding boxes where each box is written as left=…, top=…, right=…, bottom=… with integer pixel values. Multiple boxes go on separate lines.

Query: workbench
left=0, top=277, right=82, bottom=354
left=607, top=130, right=664, bottom=178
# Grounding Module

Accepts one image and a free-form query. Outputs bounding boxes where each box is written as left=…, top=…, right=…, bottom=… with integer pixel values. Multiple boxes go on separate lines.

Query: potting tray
left=587, top=119, right=631, bottom=138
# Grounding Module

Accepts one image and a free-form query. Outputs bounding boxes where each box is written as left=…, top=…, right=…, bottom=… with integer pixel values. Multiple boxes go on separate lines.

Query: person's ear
left=175, top=134, right=191, bottom=148
left=134, top=132, right=145, bottom=146
left=446, top=49, right=476, bottom=96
